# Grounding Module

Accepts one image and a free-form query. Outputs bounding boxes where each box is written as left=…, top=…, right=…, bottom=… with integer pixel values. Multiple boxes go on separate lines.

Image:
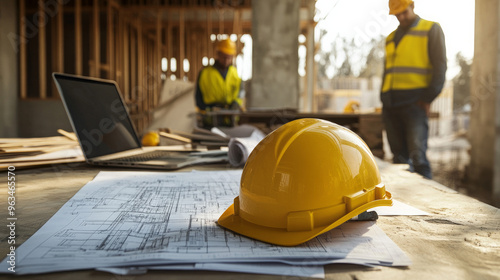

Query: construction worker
left=195, top=38, right=243, bottom=128
left=381, top=0, right=447, bottom=179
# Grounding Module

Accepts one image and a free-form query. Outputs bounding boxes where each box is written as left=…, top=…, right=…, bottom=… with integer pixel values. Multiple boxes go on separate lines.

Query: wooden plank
left=158, top=131, right=192, bottom=144
left=207, top=10, right=212, bottom=59
left=75, top=0, right=82, bottom=75
left=130, top=23, right=137, bottom=103
left=92, top=0, right=100, bottom=77
left=107, top=0, right=114, bottom=79
left=38, top=1, right=47, bottom=99
left=115, top=9, right=122, bottom=89
left=156, top=10, right=162, bottom=107
left=123, top=19, right=130, bottom=101
left=137, top=18, right=145, bottom=132
left=179, top=10, right=185, bottom=79
left=218, top=9, right=224, bottom=35
left=57, top=2, right=64, bottom=72
left=19, top=0, right=27, bottom=99
left=166, top=20, right=172, bottom=77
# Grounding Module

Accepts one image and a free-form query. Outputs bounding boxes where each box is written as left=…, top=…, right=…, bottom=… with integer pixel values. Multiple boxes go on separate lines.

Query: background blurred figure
left=380, top=0, right=447, bottom=179
left=195, top=39, right=243, bottom=128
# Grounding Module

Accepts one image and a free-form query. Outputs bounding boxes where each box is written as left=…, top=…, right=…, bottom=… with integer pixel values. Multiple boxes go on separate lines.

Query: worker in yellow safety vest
left=381, top=0, right=447, bottom=179
left=195, top=38, right=243, bottom=128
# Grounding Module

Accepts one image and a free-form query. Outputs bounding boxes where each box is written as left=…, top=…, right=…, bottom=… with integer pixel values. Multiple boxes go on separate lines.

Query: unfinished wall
left=250, top=0, right=300, bottom=110
left=18, top=100, right=72, bottom=137
left=0, top=0, right=18, bottom=137
left=469, top=0, right=500, bottom=203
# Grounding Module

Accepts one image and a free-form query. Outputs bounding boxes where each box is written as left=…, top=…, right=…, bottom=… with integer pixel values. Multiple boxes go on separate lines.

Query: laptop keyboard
left=110, top=151, right=182, bottom=162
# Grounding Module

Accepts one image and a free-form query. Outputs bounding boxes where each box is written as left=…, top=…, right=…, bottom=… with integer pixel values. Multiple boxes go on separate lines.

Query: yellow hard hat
left=216, top=38, right=237, bottom=56
left=218, top=118, right=392, bottom=246
left=389, top=0, right=413, bottom=15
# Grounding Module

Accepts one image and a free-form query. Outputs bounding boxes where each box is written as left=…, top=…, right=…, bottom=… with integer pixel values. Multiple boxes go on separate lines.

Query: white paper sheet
left=373, top=200, right=430, bottom=216
left=99, top=262, right=325, bottom=278
left=0, top=170, right=411, bottom=276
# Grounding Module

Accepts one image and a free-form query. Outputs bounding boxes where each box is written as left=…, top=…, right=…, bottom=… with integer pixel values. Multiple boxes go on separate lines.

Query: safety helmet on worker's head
left=216, top=38, right=237, bottom=56
left=389, top=0, right=414, bottom=15
left=218, top=118, right=392, bottom=246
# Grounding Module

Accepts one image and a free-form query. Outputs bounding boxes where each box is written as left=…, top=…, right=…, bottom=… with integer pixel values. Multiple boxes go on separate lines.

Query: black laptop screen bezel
left=53, top=73, right=143, bottom=159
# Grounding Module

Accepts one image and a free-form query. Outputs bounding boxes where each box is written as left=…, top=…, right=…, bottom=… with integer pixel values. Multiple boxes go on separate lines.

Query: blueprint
left=0, top=170, right=411, bottom=275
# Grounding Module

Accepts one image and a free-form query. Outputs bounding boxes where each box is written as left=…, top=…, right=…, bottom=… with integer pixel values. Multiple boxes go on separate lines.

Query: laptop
left=52, top=73, right=227, bottom=169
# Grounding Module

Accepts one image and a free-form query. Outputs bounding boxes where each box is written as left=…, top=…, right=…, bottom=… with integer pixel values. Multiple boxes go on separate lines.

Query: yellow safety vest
left=198, top=65, right=242, bottom=107
left=382, top=19, right=435, bottom=93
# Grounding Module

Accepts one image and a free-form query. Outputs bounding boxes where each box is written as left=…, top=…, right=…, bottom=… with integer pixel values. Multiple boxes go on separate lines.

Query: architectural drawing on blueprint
left=1, top=170, right=410, bottom=275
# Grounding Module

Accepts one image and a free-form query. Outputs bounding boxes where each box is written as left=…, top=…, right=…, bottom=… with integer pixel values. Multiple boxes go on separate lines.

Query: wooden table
left=1, top=159, right=499, bottom=279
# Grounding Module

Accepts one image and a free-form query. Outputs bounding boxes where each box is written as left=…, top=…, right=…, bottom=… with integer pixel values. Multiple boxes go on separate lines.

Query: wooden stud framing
left=75, top=0, right=82, bottom=75
left=166, top=20, right=172, bottom=77
left=16, top=1, right=267, bottom=131
left=38, top=1, right=47, bottom=99
left=156, top=10, right=162, bottom=107
left=92, top=0, right=100, bottom=77
left=207, top=10, right=213, bottom=60
left=19, top=0, right=26, bottom=99
left=107, top=0, right=114, bottom=79
left=137, top=18, right=145, bottom=130
left=179, top=10, right=185, bottom=79
left=130, top=23, right=137, bottom=104
left=56, top=2, right=64, bottom=73
left=123, top=18, right=130, bottom=102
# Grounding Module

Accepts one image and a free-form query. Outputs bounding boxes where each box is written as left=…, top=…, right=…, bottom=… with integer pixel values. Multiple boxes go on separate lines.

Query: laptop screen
left=53, top=73, right=142, bottom=159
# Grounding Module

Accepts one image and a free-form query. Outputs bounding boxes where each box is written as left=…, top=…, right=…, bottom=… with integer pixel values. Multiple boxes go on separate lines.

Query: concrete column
left=0, top=0, right=19, bottom=137
left=305, top=0, right=315, bottom=113
left=469, top=0, right=500, bottom=205
left=249, top=0, right=300, bottom=110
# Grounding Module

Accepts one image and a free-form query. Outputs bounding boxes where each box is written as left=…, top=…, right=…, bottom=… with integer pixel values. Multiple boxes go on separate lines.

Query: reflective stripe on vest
left=382, top=19, right=435, bottom=93
left=198, top=65, right=242, bottom=106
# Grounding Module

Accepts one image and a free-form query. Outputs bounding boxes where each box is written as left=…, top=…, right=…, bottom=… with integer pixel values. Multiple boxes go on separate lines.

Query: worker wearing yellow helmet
left=381, top=0, right=447, bottom=179
left=195, top=38, right=243, bottom=127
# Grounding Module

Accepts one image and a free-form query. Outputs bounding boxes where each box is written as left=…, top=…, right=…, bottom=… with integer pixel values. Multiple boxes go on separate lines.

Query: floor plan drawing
left=1, top=170, right=410, bottom=275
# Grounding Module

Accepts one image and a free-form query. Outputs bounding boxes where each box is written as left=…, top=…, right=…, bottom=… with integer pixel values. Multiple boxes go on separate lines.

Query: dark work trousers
left=382, top=103, right=432, bottom=179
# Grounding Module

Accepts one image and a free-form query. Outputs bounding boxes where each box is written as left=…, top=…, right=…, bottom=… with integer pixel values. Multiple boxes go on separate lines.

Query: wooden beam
left=107, top=0, right=114, bottom=79
left=92, top=0, right=100, bottom=77
left=38, top=1, right=46, bottom=99
left=207, top=10, right=212, bottom=59
left=130, top=25, right=136, bottom=104
left=156, top=10, right=162, bottom=106
left=137, top=18, right=144, bottom=130
left=218, top=9, right=224, bottom=35
left=19, top=0, right=26, bottom=99
left=166, top=21, right=172, bottom=77
left=179, top=10, right=185, bottom=79
left=56, top=1, right=64, bottom=72
left=123, top=19, right=130, bottom=101
left=115, top=9, right=123, bottom=92
left=75, top=0, right=82, bottom=75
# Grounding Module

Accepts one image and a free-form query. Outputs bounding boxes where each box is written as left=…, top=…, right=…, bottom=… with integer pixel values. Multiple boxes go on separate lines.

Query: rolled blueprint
left=228, top=130, right=265, bottom=167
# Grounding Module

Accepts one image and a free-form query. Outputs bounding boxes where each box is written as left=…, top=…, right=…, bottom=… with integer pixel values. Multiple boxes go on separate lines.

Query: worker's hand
left=417, top=101, right=431, bottom=117
left=230, top=101, right=241, bottom=111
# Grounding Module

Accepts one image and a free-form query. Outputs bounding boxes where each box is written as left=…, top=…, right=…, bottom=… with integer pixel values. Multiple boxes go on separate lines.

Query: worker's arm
left=195, top=71, right=208, bottom=110
left=421, top=23, right=447, bottom=104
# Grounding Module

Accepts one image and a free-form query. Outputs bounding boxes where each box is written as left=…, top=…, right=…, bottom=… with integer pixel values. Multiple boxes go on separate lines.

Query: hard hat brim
left=217, top=191, right=392, bottom=247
